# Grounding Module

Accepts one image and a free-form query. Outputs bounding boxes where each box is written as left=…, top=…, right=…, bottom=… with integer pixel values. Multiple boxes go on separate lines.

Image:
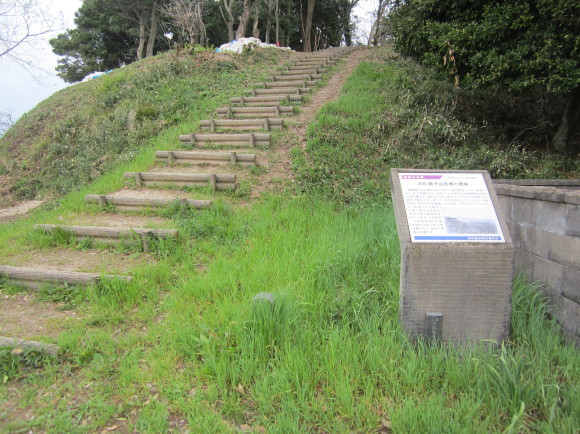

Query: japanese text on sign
left=398, top=173, right=505, bottom=243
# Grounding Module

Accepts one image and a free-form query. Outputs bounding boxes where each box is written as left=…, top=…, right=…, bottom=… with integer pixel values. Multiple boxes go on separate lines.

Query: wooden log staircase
left=0, top=46, right=360, bottom=354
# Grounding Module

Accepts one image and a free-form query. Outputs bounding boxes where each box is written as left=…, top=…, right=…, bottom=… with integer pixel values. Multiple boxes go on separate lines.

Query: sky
left=0, top=0, right=377, bottom=126
left=0, top=0, right=83, bottom=123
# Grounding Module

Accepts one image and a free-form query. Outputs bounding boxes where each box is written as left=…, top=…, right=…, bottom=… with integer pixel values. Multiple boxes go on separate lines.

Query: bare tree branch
left=0, top=110, right=13, bottom=137
left=0, top=0, right=61, bottom=74
left=160, top=0, right=208, bottom=46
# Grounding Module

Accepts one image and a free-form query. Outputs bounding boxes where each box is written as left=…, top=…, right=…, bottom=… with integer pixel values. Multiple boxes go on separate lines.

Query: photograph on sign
left=441, top=206, right=500, bottom=235
left=398, top=172, right=505, bottom=243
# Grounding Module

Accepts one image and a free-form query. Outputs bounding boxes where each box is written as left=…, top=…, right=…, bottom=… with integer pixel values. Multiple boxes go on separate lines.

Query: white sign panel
left=398, top=172, right=505, bottom=243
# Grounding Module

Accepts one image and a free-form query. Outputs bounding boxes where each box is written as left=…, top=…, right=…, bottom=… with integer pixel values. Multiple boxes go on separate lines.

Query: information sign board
left=398, top=172, right=505, bottom=243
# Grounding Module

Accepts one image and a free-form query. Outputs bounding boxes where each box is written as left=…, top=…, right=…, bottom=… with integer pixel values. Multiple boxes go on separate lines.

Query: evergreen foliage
left=387, top=0, right=580, bottom=152
left=388, top=0, right=579, bottom=94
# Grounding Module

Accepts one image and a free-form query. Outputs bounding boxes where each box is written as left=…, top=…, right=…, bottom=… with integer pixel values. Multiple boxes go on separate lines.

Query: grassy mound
left=0, top=47, right=293, bottom=205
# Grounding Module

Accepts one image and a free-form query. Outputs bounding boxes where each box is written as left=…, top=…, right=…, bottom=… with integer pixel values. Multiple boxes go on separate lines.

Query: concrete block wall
left=493, top=180, right=580, bottom=346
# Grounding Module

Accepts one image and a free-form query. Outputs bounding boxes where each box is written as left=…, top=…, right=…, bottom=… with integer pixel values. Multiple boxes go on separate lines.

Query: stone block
left=553, top=294, right=580, bottom=337
left=541, top=230, right=580, bottom=269
left=513, top=250, right=534, bottom=281
left=533, top=200, right=567, bottom=234
left=561, top=266, right=580, bottom=304
left=509, top=196, right=534, bottom=226
left=519, top=227, right=580, bottom=270
left=507, top=221, right=521, bottom=249
left=564, top=190, right=580, bottom=205
left=517, top=225, right=537, bottom=254
left=565, top=204, right=580, bottom=237
left=496, top=195, right=511, bottom=222
left=529, top=255, right=564, bottom=296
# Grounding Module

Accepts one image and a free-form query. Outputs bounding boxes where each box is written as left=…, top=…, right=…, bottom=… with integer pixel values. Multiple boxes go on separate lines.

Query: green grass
left=292, top=47, right=578, bottom=205
left=1, top=198, right=578, bottom=432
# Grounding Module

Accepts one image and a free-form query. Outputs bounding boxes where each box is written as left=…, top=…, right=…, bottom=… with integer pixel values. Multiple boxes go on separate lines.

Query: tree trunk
left=301, top=0, right=316, bottom=52
left=368, top=0, right=386, bottom=46
left=146, top=0, right=158, bottom=58
left=265, top=2, right=272, bottom=43
left=236, top=0, right=252, bottom=39
left=196, top=2, right=206, bottom=45
left=137, top=13, right=146, bottom=60
left=552, top=86, right=580, bottom=153
left=252, top=0, right=260, bottom=38
left=221, top=0, right=235, bottom=42
left=275, top=0, right=279, bottom=44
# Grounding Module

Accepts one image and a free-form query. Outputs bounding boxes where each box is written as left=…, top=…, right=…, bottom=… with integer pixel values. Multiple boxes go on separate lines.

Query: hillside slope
left=0, top=48, right=295, bottom=206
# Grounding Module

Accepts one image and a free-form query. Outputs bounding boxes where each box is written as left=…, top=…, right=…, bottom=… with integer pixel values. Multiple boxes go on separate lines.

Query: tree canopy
left=50, top=0, right=361, bottom=83
left=388, top=0, right=580, bottom=152
left=50, top=0, right=141, bottom=82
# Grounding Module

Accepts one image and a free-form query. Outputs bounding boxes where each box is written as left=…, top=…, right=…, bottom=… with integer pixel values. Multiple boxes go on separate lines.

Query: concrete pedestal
left=390, top=169, right=514, bottom=345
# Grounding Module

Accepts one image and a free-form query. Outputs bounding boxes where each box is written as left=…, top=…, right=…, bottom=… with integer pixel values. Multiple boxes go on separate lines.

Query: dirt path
left=251, top=48, right=371, bottom=197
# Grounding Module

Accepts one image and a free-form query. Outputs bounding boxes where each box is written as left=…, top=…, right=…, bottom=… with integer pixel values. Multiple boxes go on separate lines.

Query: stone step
left=0, top=265, right=132, bottom=290
left=124, top=172, right=237, bottom=190
left=179, top=132, right=271, bottom=147
left=200, top=118, right=283, bottom=131
left=0, top=336, right=59, bottom=356
left=156, top=150, right=257, bottom=166
left=248, top=88, right=310, bottom=96
left=85, top=194, right=212, bottom=211
left=216, top=106, right=293, bottom=118
left=34, top=224, right=179, bottom=246
left=231, top=95, right=302, bottom=106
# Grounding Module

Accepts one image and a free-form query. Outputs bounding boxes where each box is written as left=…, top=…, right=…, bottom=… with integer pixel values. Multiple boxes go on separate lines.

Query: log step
left=179, top=132, right=271, bottom=147
left=231, top=95, right=303, bottom=106
left=248, top=88, right=311, bottom=96
left=300, top=55, right=339, bottom=60
left=34, top=224, right=179, bottom=245
left=294, top=60, right=335, bottom=66
left=124, top=172, right=237, bottom=190
left=266, top=74, right=322, bottom=81
left=85, top=194, right=212, bottom=211
left=283, top=68, right=327, bottom=75
left=200, top=118, right=283, bottom=131
left=287, top=66, right=328, bottom=72
left=156, top=150, right=256, bottom=166
left=0, top=265, right=132, bottom=290
left=257, top=80, right=318, bottom=88
left=0, top=336, right=59, bottom=356
left=216, top=106, right=293, bottom=118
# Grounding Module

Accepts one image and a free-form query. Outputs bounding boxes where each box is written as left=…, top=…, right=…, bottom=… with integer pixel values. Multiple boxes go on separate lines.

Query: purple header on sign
left=401, top=175, right=443, bottom=180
